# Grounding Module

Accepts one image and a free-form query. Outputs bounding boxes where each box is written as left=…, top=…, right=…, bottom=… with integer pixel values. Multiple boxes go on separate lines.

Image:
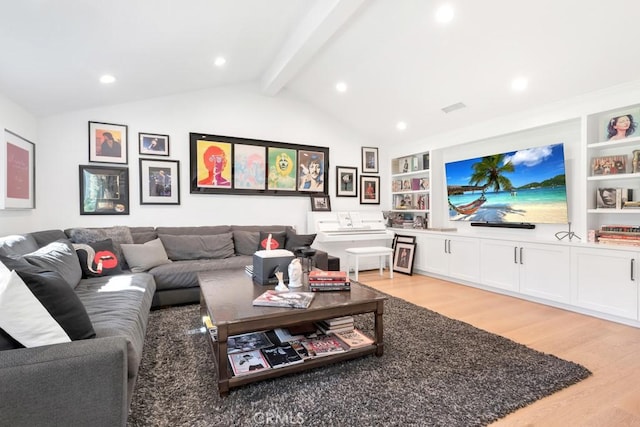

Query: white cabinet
left=480, top=240, right=571, bottom=303
left=421, top=234, right=480, bottom=282
left=572, top=246, right=639, bottom=320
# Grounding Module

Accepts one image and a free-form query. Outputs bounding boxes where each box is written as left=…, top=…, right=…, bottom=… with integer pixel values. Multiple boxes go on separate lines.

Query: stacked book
left=597, top=224, right=640, bottom=247
left=308, top=270, right=350, bottom=292
left=316, top=316, right=354, bottom=335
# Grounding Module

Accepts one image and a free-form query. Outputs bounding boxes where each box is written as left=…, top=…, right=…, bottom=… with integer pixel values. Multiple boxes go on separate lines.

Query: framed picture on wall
left=310, top=195, right=331, bottom=211
left=139, top=159, right=180, bottom=205
left=138, top=132, right=169, bottom=156
left=1, top=129, right=35, bottom=209
left=361, top=146, right=379, bottom=173
left=88, top=121, right=128, bottom=164
left=79, top=165, right=129, bottom=215
left=189, top=133, right=329, bottom=196
left=360, top=175, right=380, bottom=204
left=336, top=166, right=357, bottom=197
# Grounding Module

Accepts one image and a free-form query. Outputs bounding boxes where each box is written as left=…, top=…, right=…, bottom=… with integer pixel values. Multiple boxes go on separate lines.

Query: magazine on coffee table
left=228, top=350, right=271, bottom=376
left=252, top=290, right=315, bottom=309
left=227, top=331, right=274, bottom=354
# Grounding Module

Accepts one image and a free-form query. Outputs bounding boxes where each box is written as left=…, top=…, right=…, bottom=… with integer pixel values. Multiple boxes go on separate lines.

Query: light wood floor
left=357, top=269, right=640, bottom=426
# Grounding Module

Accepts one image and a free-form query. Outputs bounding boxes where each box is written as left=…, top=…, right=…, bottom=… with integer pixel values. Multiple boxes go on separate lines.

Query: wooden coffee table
left=198, top=269, right=386, bottom=396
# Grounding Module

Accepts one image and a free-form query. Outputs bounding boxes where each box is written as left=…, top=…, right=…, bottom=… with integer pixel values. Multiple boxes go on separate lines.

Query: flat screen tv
left=445, top=143, right=568, bottom=224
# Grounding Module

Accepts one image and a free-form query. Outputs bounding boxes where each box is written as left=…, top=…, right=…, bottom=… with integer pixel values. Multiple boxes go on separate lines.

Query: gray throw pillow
left=68, top=226, right=133, bottom=269
left=120, top=238, right=172, bottom=272
left=233, top=230, right=260, bottom=255
left=23, top=239, right=83, bottom=289
left=159, top=233, right=235, bottom=261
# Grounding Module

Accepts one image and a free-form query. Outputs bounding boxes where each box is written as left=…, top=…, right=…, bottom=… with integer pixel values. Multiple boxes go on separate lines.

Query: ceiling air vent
left=441, top=102, right=466, bottom=113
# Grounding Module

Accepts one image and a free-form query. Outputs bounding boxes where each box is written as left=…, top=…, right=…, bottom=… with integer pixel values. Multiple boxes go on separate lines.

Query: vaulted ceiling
left=1, top=0, right=639, bottom=144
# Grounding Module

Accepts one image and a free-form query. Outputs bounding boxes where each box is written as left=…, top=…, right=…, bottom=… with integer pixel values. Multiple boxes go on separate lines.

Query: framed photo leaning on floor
left=393, top=242, right=416, bottom=275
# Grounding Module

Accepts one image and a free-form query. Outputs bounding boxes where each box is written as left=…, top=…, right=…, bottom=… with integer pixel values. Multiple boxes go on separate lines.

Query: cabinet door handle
left=514, top=247, right=518, bottom=264
left=447, top=240, right=451, bottom=254
left=444, top=240, right=448, bottom=254
left=631, top=259, right=635, bottom=282
left=519, top=247, right=524, bottom=264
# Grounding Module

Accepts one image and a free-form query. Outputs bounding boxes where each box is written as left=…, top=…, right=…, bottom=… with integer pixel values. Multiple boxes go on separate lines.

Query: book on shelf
left=597, top=238, right=640, bottom=247
left=252, top=290, right=315, bottom=309
left=333, top=328, right=374, bottom=349
left=601, top=224, right=640, bottom=233
left=227, top=331, right=274, bottom=354
left=308, top=270, right=348, bottom=282
left=411, top=178, right=421, bottom=191
left=302, top=335, right=347, bottom=357
left=316, top=320, right=354, bottom=335
left=260, top=343, right=304, bottom=368
left=228, top=350, right=271, bottom=376
left=310, top=284, right=351, bottom=292
left=322, top=316, right=354, bottom=326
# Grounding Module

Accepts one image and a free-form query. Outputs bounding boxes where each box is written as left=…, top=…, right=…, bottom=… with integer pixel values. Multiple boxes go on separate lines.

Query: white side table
left=345, top=246, right=394, bottom=281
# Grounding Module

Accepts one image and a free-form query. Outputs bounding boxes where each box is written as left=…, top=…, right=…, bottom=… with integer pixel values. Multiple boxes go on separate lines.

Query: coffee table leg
left=374, top=300, right=384, bottom=357
left=217, top=325, right=230, bottom=396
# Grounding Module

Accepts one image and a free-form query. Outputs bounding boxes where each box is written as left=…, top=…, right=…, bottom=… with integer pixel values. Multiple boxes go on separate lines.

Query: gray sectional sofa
left=0, top=224, right=329, bottom=427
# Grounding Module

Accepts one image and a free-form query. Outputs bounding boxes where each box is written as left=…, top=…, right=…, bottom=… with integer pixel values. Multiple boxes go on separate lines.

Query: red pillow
left=258, top=231, right=286, bottom=250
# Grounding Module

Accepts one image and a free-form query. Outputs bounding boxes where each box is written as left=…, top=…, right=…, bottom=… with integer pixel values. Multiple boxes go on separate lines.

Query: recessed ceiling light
left=511, top=77, right=528, bottom=91
left=214, top=56, right=226, bottom=67
left=396, top=121, right=408, bottom=131
left=335, top=82, right=348, bottom=93
left=99, top=74, right=116, bottom=84
left=435, top=4, right=454, bottom=23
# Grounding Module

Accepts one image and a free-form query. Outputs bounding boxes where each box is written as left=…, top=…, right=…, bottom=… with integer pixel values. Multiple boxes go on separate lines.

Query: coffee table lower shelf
left=222, top=345, right=378, bottom=389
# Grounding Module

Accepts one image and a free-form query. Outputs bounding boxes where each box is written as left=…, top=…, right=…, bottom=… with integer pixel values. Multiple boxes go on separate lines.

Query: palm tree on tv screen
left=470, top=154, right=514, bottom=193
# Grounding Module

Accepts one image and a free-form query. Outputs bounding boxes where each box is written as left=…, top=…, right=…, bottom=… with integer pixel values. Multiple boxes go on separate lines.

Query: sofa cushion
left=23, top=239, right=83, bottom=289
left=159, top=233, right=235, bottom=261
left=285, top=231, right=317, bottom=251
left=259, top=231, right=286, bottom=250
left=75, top=273, right=155, bottom=378
left=149, top=256, right=253, bottom=290
left=233, top=230, right=260, bottom=256
left=0, top=234, right=38, bottom=257
left=155, top=225, right=231, bottom=236
left=73, top=239, right=123, bottom=278
left=120, top=238, right=171, bottom=272
left=0, top=268, right=96, bottom=349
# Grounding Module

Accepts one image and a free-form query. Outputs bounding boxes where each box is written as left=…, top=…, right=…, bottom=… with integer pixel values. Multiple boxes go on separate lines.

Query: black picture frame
left=310, top=195, right=331, bottom=211
left=392, top=234, right=416, bottom=250
left=88, top=121, right=128, bottom=164
left=139, top=132, right=170, bottom=156
left=79, top=165, right=129, bottom=215
left=360, top=175, right=380, bottom=204
left=393, top=242, right=416, bottom=275
left=139, top=158, right=180, bottom=205
left=336, top=165, right=357, bottom=197
left=361, top=146, right=379, bottom=173
left=189, top=133, right=329, bottom=196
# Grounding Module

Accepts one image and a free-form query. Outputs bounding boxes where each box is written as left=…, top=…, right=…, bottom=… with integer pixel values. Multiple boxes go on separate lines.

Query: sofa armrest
left=312, top=249, right=329, bottom=270
left=0, top=336, right=129, bottom=427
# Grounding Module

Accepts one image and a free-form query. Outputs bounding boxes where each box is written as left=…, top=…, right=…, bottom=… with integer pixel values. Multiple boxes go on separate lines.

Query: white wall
left=0, top=93, right=38, bottom=235
left=27, top=83, right=379, bottom=234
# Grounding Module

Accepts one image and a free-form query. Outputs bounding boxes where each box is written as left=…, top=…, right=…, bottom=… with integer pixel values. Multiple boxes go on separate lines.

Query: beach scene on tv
left=445, top=143, right=568, bottom=224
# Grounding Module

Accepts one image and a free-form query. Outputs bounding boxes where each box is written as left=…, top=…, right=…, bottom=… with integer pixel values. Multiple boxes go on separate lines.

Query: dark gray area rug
left=128, top=289, right=590, bottom=427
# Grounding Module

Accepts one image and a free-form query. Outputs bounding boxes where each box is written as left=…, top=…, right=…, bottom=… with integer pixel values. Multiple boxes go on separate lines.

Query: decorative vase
left=288, top=259, right=303, bottom=288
